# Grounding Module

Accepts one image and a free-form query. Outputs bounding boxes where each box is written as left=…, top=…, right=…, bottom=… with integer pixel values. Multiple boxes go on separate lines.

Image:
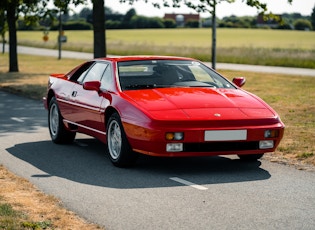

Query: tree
left=1, top=0, right=43, bottom=71
left=311, top=4, right=315, bottom=31
left=0, top=0, right=85, bottom=72
left=120, top=0, right=293, bottom=69
left=294, top=19, right=312, bottom=31
left=121, top=8, right=137, bottom=28
left=1, top=0, right=19, bottom=72
left=0, top=9, right=7, bottom=54
left=79, top=7, right=93, bottom=19
left=93, top=0, right=106, bottom=58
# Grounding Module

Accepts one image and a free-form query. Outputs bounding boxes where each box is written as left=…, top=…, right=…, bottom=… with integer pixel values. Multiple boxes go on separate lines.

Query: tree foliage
left=119, top=0, right=280, bottom=15
left=294, top=19, right=312, bottom=31
left=0, top=0, right=85, bottom=72
left=311, top=4, right=315, bottom=30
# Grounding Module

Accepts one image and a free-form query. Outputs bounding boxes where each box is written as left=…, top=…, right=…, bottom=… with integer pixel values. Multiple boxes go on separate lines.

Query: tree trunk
left=211, top=0, right=216, bottom=70
left=93, top=0, right=106, bottom=58
left=7, top=1, right=18, bottom=72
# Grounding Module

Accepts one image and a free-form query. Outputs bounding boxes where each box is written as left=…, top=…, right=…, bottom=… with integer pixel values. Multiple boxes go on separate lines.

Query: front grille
left=184, top=141, right=259, bottom=152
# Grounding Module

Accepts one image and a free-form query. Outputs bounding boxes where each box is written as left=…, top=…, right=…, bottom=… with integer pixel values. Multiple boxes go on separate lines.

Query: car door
left=70, top=62, right=112, bottom=134
left=57, top=61, right=94, bottom=121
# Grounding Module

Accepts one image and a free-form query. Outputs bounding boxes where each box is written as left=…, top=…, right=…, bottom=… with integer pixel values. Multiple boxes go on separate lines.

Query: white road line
left=11, top=117, right=24, bottom=122
left=170, top=177, right=208, bottom=190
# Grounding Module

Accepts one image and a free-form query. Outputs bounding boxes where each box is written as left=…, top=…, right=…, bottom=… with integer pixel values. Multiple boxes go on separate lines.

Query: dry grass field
left=0, top=165, right=102, bottom=230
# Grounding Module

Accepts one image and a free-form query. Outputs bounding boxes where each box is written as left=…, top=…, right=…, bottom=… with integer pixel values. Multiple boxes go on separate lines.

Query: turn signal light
left=165, top=132, right=184, bottom=140
left=264, top=130, right=279, bottom=138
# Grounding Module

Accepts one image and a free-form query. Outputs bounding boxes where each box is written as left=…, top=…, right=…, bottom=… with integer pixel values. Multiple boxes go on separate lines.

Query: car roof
left=93, top=55, right=196, bottom=63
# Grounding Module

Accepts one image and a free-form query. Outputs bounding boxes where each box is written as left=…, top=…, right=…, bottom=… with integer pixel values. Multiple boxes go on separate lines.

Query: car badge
left=214, top=113, right=221, bottom=117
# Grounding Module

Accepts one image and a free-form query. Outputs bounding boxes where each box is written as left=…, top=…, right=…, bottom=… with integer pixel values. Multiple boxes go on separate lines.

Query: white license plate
left=204, top=130, right=247, bottom=141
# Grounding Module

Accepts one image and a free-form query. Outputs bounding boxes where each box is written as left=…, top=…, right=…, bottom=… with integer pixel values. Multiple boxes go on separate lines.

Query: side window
left=76, top=68, right=89, bottom=83
left=70, top=62, right=94, bottom=82
left=82, top=62, right=108, bottom=83
left=100, top=64, right=115, bottom=91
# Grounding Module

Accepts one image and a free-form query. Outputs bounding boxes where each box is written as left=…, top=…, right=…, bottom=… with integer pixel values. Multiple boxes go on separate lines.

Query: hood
left=122, top=88, right=277, bottom=120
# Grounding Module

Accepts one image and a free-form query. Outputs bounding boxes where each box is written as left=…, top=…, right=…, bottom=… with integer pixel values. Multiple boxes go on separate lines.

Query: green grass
left=16, top=29, right=315, bottom=49
left=0, top=202, right=23, bottom=229
left=0, top=198, right=52, bottom=230
left=15, top=29, right=315, bottom=68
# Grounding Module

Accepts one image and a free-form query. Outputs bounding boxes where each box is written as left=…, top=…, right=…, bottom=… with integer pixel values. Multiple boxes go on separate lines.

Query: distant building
left=256, top=14, right=282, bottom=28
left=164, top=13, right=200, bottom=27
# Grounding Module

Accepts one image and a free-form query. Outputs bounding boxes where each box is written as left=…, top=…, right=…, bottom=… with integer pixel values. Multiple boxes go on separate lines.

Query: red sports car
left=43, top=56, right=284, bottom=167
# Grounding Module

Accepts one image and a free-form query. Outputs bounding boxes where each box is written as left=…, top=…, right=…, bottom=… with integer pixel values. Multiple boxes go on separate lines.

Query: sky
left=74, top=0, right=315, bottom=19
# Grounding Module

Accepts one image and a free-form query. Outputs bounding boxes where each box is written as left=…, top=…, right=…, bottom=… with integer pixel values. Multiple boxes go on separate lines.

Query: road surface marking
left=11, top=117, right=24, bottom=122
left=170, top=177, right=208, bottom=190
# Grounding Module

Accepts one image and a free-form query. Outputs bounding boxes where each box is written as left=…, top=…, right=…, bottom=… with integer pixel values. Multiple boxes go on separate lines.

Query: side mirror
left=83, top=81, right=101, bottom=91
left=232, top=77, right=246, bottom=88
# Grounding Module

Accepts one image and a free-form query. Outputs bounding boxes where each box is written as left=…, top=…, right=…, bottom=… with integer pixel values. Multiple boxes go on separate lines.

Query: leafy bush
left=130, top=16, right=165, bottom=28
left=294, top=19, right=313, bottom=30
left=185, top=20, right=199, bottom=28
left=106, top=20, right=121, bottom=29
left=163, top=19, right=177, bottom=28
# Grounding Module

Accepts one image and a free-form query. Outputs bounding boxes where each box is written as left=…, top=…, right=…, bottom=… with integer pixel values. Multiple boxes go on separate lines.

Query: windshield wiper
left=124, top=84, right=158, bottom=89
left=172, top=81, right=218, bottom=88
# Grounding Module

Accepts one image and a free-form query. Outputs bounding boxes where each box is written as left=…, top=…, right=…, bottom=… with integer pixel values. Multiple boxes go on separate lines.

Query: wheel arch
left=105, top=106, right=119, bottom=128
left=46, top=89, right=56, bottom=108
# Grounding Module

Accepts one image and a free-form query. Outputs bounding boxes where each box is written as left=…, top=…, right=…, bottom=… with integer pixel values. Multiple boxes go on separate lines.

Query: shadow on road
left=7, top=137, right=271, bottom=189
left=0, top=91, right=47, bottom=136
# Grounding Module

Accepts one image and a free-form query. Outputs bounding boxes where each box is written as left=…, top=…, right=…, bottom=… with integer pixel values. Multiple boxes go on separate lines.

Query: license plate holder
left=204, top=130, right=247, bottom=141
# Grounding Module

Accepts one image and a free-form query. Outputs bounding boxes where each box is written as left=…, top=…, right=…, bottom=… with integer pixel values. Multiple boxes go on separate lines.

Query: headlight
left=165, top=132, right=184, bottom=140
left=264, top=130, right=279, bottom=138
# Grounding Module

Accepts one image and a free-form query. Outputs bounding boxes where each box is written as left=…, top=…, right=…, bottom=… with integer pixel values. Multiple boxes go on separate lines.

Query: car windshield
left=117, top=60, right=236, bottom=91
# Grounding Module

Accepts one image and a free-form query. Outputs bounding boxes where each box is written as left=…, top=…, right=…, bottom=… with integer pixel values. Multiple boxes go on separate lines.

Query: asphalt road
left=1, top=90, right=315, bottom=230
left=2, top=44, right=315, bottom=77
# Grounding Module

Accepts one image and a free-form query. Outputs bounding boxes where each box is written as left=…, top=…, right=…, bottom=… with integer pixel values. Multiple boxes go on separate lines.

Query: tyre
left=106, top=113, right=138, bottom=167
left=48, top=97, right=76, bottom=144
left=238, top=153, right=264, bottom=161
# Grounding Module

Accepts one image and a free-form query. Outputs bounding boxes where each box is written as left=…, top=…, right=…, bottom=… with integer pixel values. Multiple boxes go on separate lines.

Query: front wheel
left=238, top=154, right=264, bottom=161
left=106, top=113, right=138, bottom=167
left=48, top=97, right=76, bottom=144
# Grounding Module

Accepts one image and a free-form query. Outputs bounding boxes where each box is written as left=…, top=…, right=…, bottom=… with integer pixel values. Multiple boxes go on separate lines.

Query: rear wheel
left=238, top=154, right=264, bottom=161
left=48, top=97, right=76, bottom=144
left=106, top=113, right=137, bottom=167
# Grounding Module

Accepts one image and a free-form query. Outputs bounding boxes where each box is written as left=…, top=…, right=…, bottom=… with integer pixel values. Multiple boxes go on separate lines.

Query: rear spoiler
left=50, top=73, right=67, bottom=80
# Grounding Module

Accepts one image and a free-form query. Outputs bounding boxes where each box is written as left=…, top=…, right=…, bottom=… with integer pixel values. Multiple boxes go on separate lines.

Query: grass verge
left=0, top=165, right=103, bottom=230
left=15, top=29, right=315, bottom=69
left=222, top=69, right=315, bottom=169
